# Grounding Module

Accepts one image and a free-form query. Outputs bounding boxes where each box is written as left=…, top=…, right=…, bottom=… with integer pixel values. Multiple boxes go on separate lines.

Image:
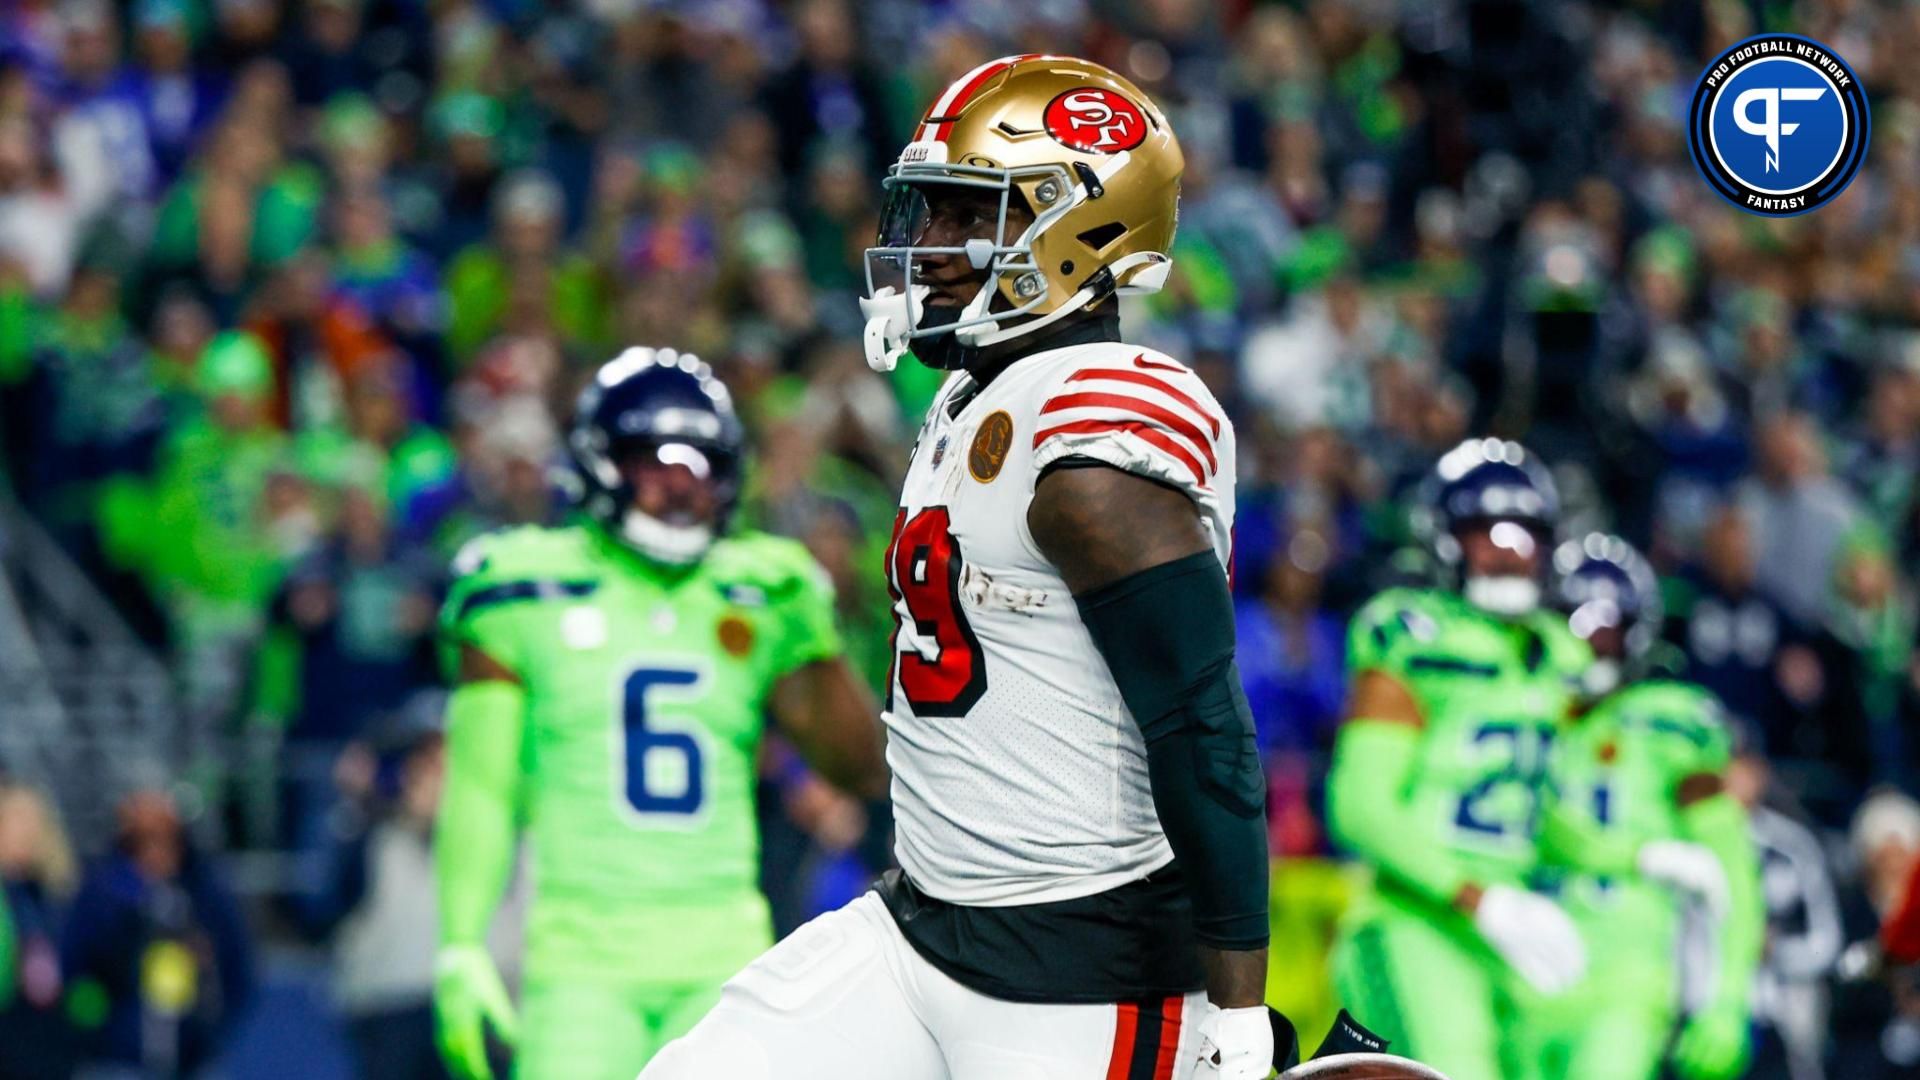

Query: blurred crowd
left=3, top=0, right=1920, bottom=1074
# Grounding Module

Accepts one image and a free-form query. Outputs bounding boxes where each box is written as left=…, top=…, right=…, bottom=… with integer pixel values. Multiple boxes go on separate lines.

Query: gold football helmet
left=860, top=54, right=1185, bottom=370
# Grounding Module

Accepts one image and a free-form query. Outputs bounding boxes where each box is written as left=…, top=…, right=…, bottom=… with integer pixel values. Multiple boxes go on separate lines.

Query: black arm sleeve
left=1074, top=550, right=1270, bottom=950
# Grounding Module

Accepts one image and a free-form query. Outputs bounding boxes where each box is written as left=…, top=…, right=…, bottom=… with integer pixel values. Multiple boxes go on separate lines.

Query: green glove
left=1670, top=1005, right=1749, bottom=1080
left=434, top=944, right=518, bottom=1080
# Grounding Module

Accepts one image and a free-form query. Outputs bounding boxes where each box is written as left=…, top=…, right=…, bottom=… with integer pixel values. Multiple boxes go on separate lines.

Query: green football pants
left=1512, top=961, right=1675, bottom=1080
left=515, top=977, right=726, bottom=1080
left=1331, top=909, right=1524, bottom=1079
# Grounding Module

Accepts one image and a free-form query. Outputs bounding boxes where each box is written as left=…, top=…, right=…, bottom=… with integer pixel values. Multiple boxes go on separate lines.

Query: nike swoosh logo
left=1133, top=353, right=1184, bottom=372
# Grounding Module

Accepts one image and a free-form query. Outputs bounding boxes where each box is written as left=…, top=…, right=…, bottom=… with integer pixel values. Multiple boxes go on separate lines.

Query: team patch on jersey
left=717, top=614, right=755, bottom=658
left=969, top=411, right=1014, bottom=482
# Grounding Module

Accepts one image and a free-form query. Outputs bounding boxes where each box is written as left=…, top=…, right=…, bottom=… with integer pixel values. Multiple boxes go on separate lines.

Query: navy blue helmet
left=569, top=347, right=743, bottom=564
left=1417, top=437, right=1560, bottom=567
left=1552, top=532, right=1663, bottom=667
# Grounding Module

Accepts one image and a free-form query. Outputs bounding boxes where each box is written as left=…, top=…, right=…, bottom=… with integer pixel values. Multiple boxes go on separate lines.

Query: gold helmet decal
left=860, top=55, right=1184, bottom=371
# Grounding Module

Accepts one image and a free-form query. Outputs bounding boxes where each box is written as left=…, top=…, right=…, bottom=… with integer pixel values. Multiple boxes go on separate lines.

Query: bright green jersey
left=1346, top=587, right=1590, bottom=897
left=440, top=522, right=841, bottom=911
left=1544, top=680, right=1732, bottom=974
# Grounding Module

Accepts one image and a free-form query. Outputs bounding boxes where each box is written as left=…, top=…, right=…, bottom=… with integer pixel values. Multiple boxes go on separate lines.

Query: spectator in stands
left=52, top=0, right=155, bottom=206
left=1669, top=504, right=1818, bottom=762
left=1829, top=791, right=1920, bottom=1076
left=0, top=783, right=79, bottom=1080
left=397, top=390, right=563, bottom=562
left=1728, top=739, right=1847, bottom=1080
left=128, top=0, right=222, bottom=189
left=1738, top=411, right=1868, bottom=630
left=99, top=330, right=295, bottom=721
left=0, top=109, right=89, bottom=299
left=1236, top=530, right=1346, bottom=759
left=326, top=184, right=444, bottom=370
left=63, top=789, right=255, bottom=1078
left=443, top=168, right=609, bottom=364
left=254, top=461, right=441, bottom=907
left=302, top=694, right=523, bottom=1080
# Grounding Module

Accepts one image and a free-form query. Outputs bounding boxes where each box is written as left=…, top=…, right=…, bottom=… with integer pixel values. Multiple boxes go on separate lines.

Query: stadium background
left=0, top=0, right=1917, bottom=1075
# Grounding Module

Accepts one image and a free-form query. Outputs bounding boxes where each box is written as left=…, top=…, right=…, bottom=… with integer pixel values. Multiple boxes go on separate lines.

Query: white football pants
left=638, top=891, right=1205, bottom=1080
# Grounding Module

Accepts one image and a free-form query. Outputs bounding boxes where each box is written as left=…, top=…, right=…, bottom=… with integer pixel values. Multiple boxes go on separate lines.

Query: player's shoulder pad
left=1620, top=679, right=1730, bottom=749
left=1529, top=610, right=1595, bottom=674
left=1031, top=344, right=1230, bottom=492
left=449, top=524, right=592, bottom=586
left=705, top=530, right=835, bottom=608
left=1348, top=587, right=1448, bottom=664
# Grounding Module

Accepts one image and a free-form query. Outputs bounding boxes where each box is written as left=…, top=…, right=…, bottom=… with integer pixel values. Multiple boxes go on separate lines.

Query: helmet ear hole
left=1060, top=260, right=1075, bottom=276
left=1076, top=222, right=1126, bottom=251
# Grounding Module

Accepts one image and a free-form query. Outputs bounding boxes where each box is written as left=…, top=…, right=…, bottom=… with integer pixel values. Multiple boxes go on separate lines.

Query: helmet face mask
left=862, top=164, right=1059, bottom=369
left=861, top=55, right=1183, bottom=372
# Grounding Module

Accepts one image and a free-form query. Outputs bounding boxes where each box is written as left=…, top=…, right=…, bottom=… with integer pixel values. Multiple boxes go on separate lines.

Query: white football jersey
left=882, top=338, right=1236, bottom=907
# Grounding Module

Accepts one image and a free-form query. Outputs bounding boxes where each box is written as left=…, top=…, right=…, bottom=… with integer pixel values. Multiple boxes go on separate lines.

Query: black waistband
left=875, top=864, right=1204, bottom=1003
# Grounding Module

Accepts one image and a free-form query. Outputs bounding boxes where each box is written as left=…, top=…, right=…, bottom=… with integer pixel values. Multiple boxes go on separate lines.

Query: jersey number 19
left=885, top=508, right=987, bottom=717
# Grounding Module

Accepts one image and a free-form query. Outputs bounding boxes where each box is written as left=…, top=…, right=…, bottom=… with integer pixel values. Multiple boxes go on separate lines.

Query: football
left=1279, top=1054, right=1453, bottom=1079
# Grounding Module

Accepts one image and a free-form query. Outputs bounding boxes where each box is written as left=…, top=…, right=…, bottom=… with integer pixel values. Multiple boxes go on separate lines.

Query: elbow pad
left=1076, top=551, right=1269, bottom=948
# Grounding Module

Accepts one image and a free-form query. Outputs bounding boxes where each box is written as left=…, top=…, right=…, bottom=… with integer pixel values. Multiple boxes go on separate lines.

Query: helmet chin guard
left=859, top=284, right=929, bottom=373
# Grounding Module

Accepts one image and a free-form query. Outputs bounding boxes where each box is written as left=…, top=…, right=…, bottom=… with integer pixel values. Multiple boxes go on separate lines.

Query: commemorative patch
left=969, top=411, right=1014, bottom=482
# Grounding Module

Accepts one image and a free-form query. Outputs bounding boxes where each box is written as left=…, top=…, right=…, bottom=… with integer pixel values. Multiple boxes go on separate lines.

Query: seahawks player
left=432, top=348, right=887, bottom=1080
left=1525, top=535, right=1762, bottom=1080
left=1325, top=438, right=1592, bottom=1078
left=648, top=55, right=1271, bottom=1079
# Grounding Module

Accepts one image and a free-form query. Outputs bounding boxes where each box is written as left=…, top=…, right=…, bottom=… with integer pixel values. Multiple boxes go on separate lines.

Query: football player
left=645, top=55, right=1271, bottom=1079
left=1324, top=438, right=1592, bottom=1079
left=431, top=348, right=888, bottom=1080
left=1523, top=535, right=1762, bottom=1080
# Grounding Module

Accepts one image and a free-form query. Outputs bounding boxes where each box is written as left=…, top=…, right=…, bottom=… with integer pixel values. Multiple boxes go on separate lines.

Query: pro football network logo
left=1687, top=34, right=1869, bottom=216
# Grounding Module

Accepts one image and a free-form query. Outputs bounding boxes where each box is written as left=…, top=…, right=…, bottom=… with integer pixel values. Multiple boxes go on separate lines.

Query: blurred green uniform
left=1524, top=680, right=1762, bottom=1080
left=438, top=522, right=842, bottom=1078
left=1327, top=587, right=1587, bottom=1079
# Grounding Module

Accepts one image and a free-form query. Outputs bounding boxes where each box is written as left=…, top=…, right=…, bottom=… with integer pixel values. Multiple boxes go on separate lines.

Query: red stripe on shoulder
left=1106, top=1002, right=1140, bottom=1080
left=1066, top=368, right=1222, bottom=437
left=1040, top=391, right=1216, bottom=472
left=1032, top=419, right=1208, bottom=487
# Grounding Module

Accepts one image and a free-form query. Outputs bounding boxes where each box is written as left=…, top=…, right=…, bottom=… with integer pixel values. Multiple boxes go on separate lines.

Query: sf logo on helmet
left=1044, top=88, right=1147, bottom=154
left=1686, top=32, right=1868, bottom=217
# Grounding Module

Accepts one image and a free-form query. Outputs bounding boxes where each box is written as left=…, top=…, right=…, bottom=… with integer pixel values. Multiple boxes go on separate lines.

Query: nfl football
left=1278, top=1054, right=1452, bottom=1079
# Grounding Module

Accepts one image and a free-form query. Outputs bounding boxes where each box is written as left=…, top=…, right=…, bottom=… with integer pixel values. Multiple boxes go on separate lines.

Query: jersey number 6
left=621, top=666, right=706, bottom=818
left=885, top=507, right=988, bottom=717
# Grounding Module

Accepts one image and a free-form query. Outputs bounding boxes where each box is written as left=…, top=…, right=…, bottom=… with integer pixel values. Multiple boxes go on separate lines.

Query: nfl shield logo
left=931, top=435, right=949, bottom=467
